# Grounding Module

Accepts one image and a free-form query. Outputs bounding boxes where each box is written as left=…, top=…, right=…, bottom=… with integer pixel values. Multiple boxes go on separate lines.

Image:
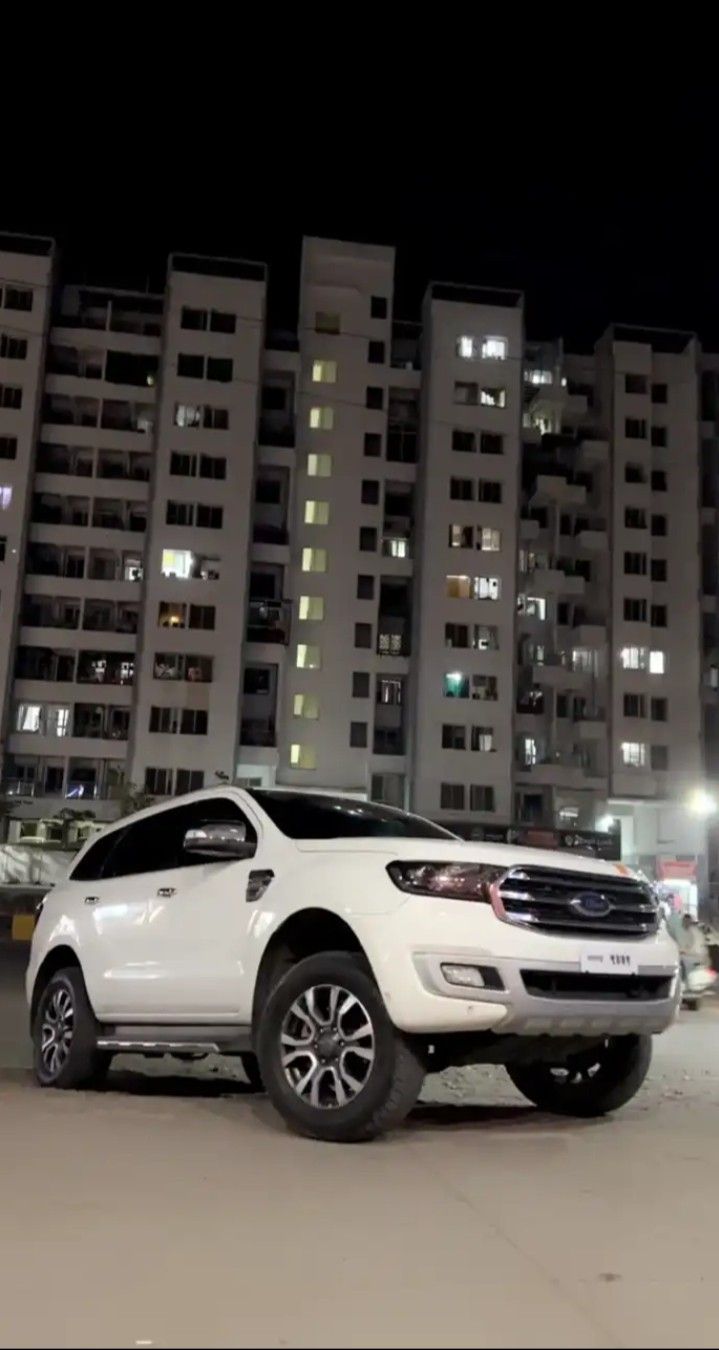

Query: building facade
left=0, top=231, right=716, bottom=900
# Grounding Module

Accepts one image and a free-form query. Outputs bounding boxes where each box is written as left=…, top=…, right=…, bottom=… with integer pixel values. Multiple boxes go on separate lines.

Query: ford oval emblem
left=570, top=891, right=612, bottom=918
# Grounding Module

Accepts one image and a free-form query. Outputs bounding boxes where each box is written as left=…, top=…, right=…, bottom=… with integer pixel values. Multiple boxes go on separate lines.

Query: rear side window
left=70, top=828, right=127, bottom=881
left=103, top=797, right=254, bottom=879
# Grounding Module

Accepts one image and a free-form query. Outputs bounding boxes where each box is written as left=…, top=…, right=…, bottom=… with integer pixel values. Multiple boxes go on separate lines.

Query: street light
left=686, top=788, right=717, bottom=818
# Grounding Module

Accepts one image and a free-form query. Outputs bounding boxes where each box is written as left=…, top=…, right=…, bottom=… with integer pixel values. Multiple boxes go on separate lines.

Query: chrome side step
left=95, top=1023, right=252, bottom=1055
left=97, top=1038, right=222, bottom=1054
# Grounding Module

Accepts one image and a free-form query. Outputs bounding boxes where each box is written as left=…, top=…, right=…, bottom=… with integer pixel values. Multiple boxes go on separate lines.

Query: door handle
left=84, top=895, right=99, bottom=906
left=157, top=887, right=176, bottom=898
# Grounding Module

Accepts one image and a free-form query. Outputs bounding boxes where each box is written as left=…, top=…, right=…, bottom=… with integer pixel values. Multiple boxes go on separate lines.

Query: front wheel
left=505, top=1034, right=652, bottom=1117
left=257, top=951, right=424, bottom=1142
left=33, top=967, right=110, bottom=1090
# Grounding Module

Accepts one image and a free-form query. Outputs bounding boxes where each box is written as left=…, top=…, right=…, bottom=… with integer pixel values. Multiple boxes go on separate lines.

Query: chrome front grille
left=496, top=866, right=658, bottom=938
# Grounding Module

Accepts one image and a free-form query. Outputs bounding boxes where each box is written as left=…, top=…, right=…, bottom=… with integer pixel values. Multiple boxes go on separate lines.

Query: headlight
left=386, top=861, right=507, bottom=901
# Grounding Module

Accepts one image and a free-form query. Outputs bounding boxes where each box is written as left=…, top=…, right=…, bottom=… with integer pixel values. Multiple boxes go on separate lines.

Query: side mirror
left=183, top=822, right=255, bottom=861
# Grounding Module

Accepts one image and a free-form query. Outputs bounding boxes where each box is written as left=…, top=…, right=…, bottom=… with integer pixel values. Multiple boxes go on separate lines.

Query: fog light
left=441, top=963, right=486, bottom=989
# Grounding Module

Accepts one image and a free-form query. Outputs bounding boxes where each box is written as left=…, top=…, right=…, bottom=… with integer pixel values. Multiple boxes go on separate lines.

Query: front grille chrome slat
left=497, top=865, right=658, bottom=939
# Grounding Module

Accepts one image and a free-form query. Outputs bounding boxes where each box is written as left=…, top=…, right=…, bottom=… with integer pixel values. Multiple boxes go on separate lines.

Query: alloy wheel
left=40, top=987, right=75, bottom=1079
left=280, top=983, right=375, bottom=1109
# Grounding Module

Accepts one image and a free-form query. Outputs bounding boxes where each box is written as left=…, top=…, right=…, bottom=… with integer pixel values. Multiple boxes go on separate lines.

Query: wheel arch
left=30, top=945, right=82, bottom=1027
left=251, top=908, right=368, bottom=1034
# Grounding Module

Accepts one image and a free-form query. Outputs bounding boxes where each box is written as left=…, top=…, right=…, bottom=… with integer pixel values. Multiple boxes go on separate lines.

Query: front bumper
left=360, top=899, right=680, bottom=1037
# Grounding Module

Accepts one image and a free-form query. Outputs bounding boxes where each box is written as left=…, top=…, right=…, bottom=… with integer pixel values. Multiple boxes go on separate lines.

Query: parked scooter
left=677, top=915, right=717, bottom=1011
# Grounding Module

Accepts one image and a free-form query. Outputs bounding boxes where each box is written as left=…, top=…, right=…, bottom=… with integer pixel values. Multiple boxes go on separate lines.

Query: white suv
left=26, top=788, right=679, bottom=1141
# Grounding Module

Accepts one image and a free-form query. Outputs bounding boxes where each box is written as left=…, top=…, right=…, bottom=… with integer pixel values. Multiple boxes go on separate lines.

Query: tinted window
left=249, top=791, right=455, bottom=841
left=103, top=798, right=254, bottom=878
left=70, top=827, right=127, bottom=881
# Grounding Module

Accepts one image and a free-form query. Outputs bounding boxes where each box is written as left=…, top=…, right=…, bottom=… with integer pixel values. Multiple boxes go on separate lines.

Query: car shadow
left=100, top=1065, right=258, bottom=1098
left=405, top=1099, right=601, bottom=1134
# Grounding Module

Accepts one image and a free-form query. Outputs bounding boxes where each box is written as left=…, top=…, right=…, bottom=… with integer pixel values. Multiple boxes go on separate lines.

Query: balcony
left=258, top=417, right=295, bottom=449
left=22, top=604, right=80, bottom=630
left=372, top=727, right=405, bottom=755
left=386, top=427, right=418, bottom=464
left=381, top=534, right=412, bottom=560
left=240, top=717, right=276, bottom=747
left=77, top=654, right=135, bottom=685
left=377, top=632, right=410, bottom=658
left=252, top=523, right=289, bottom=546
left=245, top=600, right=291, bottom=645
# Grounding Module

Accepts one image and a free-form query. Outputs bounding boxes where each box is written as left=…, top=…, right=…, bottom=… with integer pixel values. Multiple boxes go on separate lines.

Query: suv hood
left=292, top=836, right=634, bottom=878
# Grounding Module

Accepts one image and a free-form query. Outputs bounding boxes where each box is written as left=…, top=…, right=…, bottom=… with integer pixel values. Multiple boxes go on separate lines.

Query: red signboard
left=657, top=858, right=697, bottom=881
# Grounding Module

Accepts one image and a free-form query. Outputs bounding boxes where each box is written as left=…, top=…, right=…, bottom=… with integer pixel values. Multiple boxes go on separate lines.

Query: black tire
left=505, top=1034, right=652, bottom=1118
left=684, top=998, right=701, bottom=1012
left=239, top=1051, right=265, bottom=1092
left=256, top=951, right=424, bottom=1142
left=33, top=967, right=109, bottom=1090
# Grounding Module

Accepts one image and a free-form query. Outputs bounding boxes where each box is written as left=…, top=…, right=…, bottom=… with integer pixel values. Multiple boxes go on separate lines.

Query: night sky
left=7, top=84, right=717, bottom=349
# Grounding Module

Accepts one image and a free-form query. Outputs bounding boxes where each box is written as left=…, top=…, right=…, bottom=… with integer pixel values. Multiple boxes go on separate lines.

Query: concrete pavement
left=1, top=945, right=718, bottom=1349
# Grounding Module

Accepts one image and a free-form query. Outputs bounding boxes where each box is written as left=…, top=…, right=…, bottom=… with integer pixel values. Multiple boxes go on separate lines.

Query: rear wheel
left=257, top=951, right=424, bottom=1142
left=505, top=1034, right=652, bottom=1117
left=33, top=967, right=110, bottom=1090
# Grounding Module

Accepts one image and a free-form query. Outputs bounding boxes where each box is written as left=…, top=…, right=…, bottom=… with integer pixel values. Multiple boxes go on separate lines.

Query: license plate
left=580, top=948, right=638, bottom=976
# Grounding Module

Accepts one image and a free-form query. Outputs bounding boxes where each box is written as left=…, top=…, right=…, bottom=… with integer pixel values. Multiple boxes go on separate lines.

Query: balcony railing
left=252, top=523, right=289, bottom=546
left=246, top=600, right=291, bottom=645
left=258, top=418, right=295, bottom=448
left=240, top=718, right=276, bottom=747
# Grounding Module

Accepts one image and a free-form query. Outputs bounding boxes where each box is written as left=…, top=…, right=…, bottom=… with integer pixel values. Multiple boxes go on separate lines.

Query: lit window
left=572, top=649, right=597, bottom=674
left=480, top=388, right=507, bottom=408
left=174, top=403, right=202, bottom=428
left=481, top=337, right=507, bottom=360
left=293, top=693, right=320, bottom=719
left=443, top=671, right=469, bottom=698
left=312, top=360, right=337, bottom=384
left=47, top=706, right=70, bottom=737
left=16, top=703, right=41, bottom=732
left=307, top=453, right=332, bottom=477
left=446, top=575, right=472, bottom=599
left=457, top=336, right=477, bottom=359
left=0, top=484, right=12, bottom=509
left=472, top=726, right=495, bottom=751
left=449, top=524, right=472, bottom=549
left=384, top=536, right=409, bottom=558
left=309, top=406, right=334, bottom=431
left=620, top=646, right=648, bottom=670
left=524, top=369, right=553, bottom=386
left=478, top=527, right=501, bottom=552
left=161, top=548, right=194, bottom=579
left=649, top=650, right=666, bottom=675
left=520, top=735, right=539, bottom=766
left=296, top=644, right=321, bottom=670
left=299, top=596, right=324, bottom=621
left=302, top=547, right=327, bottom=573
left=304, top=500, right=330, bottom=526
left=622, top=741, right=647, bottom=767
left=474, top=576, right=501, bottom=601
left=290, top=743, right=316, bottom=769
left=518, top=595, right=546, bottom=620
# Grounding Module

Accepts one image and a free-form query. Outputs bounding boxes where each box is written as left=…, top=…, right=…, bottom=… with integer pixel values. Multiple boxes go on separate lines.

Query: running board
left=96, top=1024, right=252, bottom=1055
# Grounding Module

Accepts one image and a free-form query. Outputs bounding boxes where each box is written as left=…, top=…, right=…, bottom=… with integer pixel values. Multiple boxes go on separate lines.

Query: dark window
left=181, top=306, right=207, bottom=331
left=651, top=697, right=668, bottom=721
left=103, top=797, right=250, bottom=878
left=249, top=789, right=454, bottom=841
left=177, top=352, right=204, bottom=378
left=350, top=721, right=367, bottom=748
left=354, top=622, right=372, bottom=648
left=650, top=745, right=669, bottom=771
left=452, top=429, right=475, bottom=453
left=170, top=451, right=195, bottom=476
left=445, top=622, right=468, bottom=648
left=625, top=418, right=647, bottom=439
left=651, top=514, right=667, bottom=537
left=364, top=431, right=382, bottom=457
left=624, top=552, right=647, bottom=575
left=356, top=574, right=375, bottom=600
left=209, top=310, right=236, bottom=333
left=255, top=477, right=281, bottom=504
left=175, top=770, right=205, bottom=795
left=557, top=603, right=570, bottom=625
left=652, top=383, right=668, bottom=404
left=189, top=604, right=215, bottom=630
left=625, top=507, right=647, bottom=529
left=359, top=526, right=377, bottom=551
left=361, top=479, right=380, bottom=505
left=70, top=827, right=127, bottom=881
left=5, top=287, right=33, bottom=311
left=145, top=767, right=172, bottom=794
left=196, top=504, right=223, bottom=529
left=0, top=385, right=22, bottom=409
left=624, top=693, right=646, bottom=717
left=166, top=500, right=194, bottom=526
left=199, top=454, right=226, bottom=480
left=243, top=666, right=271, bottom=695
left=368, top=340, right=385, bottom=365
left=180, top=708, right=208, bottom=735
left=440, top=783, right=465, bottom=810
left=207, top=356, right=233, bottom=383
left=478, top=480, right=502, bottom=503
left=0, top=334, right=27, bottom=359
left=625, top=463, right=645, bottom=484
left=370, top=296, right=388, bottom=320
left=0, top=436, right=17, bottom=459
left=651, top=469, right=667, bottom=492
left=651, top=425, right=667, bottom=447
left=450, top=477, right=474, bottom=501
left=480, top=432, right=503, bottom=455
left=624, top=597, right=647, bottom=622
left=442, top=724, right=466, bottom=749
left=651, top=604, right=667, bottom=628
left=352, top=671, right=370, bottom=697
left=560, top=513, right=572, bottom=536
left=470, top=785, right=495, bottom=811
left=651, top=558, right=667, bottom=582
left=625, top=374, right=647, bottom=395
left=366, top=386, right=384, bottom=410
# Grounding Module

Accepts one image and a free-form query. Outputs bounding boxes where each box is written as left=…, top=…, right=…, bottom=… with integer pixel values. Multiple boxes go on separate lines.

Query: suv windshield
left=249, top=791, right=457, bottom=841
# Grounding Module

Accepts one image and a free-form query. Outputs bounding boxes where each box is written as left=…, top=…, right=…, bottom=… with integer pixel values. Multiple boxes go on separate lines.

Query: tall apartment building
left=0, top=231, right=716, bottom=905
